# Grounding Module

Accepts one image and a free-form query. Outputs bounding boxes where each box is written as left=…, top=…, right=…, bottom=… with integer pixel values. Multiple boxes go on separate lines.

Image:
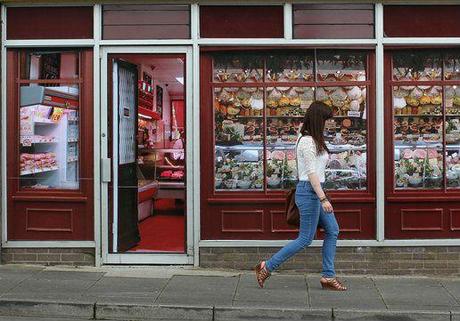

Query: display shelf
left=216, top=143, right=366, bottom=152
left=139, top=148, right=183, bottom=153
left=446, top=114, right=460, bottom=117
left=394, top=142, right=443, bottom=148
left=394, top=114, right=443, bottom=117
left=266, top=115, right=304, bottom=119
left=138, top=107, right=161, bottom=120
left=157, top=165, right=185, bottom=170
left=20, top=166, right=59, bottom=176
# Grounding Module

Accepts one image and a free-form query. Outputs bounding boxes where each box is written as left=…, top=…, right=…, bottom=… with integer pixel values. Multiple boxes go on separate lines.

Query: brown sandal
left=320, top=277, right=347, bottom=291
left=254, top=261, right=271, bottom=288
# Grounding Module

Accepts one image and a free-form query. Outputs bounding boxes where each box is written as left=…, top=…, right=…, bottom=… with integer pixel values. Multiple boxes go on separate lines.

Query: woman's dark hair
left=299, top=101, right=333, bottom=154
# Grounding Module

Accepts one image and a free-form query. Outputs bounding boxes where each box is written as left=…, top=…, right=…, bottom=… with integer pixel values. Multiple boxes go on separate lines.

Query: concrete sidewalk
left=0, top=265, right=458, bottom=320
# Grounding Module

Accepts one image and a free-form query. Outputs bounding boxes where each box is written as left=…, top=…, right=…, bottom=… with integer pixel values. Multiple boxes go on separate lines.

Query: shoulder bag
left=285, top=137, right=301, bottom=227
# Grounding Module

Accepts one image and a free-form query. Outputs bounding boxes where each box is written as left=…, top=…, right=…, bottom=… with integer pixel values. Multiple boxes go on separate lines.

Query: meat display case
left=201, top=50, right=376, bottom=240
left=384, top=49, right=460, bottom=239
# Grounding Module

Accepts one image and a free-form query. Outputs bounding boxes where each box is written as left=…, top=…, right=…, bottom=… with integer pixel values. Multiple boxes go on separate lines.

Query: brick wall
left=1, top=248, right=95, bottom=266
left=200, top=246, right=460, bottom=276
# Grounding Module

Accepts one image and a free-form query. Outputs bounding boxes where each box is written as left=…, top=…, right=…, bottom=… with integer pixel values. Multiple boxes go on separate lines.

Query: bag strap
left=295, top=135, right=302, bottom=182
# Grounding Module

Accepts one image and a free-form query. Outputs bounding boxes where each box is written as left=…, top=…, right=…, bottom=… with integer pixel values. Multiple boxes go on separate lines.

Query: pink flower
left=403, top=149, right=413, bottom=159
left=413, top=149, right=427, bottom=159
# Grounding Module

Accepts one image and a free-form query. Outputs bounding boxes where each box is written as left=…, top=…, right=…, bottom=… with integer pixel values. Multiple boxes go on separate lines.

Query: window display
left=18, top=51, right=81, bottom=190
left=213, top=51, right=370, bottom=192
left=391, top=50, right=460, bottom=189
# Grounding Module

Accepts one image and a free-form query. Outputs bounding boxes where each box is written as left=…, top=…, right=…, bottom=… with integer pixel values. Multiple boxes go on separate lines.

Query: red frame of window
left=200, top=49, right=376, bottom=240
left=384, top=49, right=460, bottom=239
left=7, top=49, right=94, bottom=240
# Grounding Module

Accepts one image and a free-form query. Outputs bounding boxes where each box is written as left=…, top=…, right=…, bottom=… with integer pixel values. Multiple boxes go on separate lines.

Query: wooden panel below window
left=26, top=208, right=73, bottom=232
left=271, top=210, right=297, bottom=233
left=221, top=210, right=264, bottom=233
left=102, top=4, right=190, bottom=40
left=384, top=5, right=460, bottom=37
left=7, top=7, right=93, bottom=39
left=200, top=6, right=284, bottom=38
left=449, top=209, right=460, bottom=231
left=293, top=4, right=374, bottom=39
left=386, top=203, right=460, bottom=238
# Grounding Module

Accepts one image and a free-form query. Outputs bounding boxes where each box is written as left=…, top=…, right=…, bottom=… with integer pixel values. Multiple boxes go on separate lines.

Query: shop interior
left=111, top=54, right=186, bottom=253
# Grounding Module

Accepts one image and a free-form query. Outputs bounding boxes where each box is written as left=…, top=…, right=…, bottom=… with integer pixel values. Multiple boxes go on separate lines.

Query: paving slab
left=0, top=267, right=43, bottom=293
left=1, top=278, right=96, bottom=302
left=233, top=274, right=309, bottom=308
left=307, top=276, right=387, bottom=310
left=373, top=277, right=459, bottom=309
left=156, top=275, right=238, bottom=307
left=35, top=270, right=104, bottom=281
left=88, top=277, right=166, bottom=297
left=440, top=279, right=460, bottom=305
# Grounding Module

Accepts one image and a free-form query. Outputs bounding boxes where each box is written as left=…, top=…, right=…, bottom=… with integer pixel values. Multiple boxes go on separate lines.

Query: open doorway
left=108, top=54, right=186, bottom=254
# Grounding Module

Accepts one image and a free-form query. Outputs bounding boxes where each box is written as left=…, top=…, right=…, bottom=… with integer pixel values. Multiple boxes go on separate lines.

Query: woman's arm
left=308, top=172, right=333, bottom=213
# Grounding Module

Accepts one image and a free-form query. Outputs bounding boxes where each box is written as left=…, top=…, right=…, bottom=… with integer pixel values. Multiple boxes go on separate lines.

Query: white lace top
left=296, top=135, right=329, bottom=183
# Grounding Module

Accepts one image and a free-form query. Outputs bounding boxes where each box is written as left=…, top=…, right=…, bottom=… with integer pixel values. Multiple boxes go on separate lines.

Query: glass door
left=101, top=47, right=194, bottom=264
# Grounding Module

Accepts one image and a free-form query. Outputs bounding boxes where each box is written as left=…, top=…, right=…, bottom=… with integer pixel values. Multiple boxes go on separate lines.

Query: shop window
left=18, top=51, right=81, bottom=190
left=102, top=5, right=190, bottom=40
left=7, top=7, right=93, bottom=39
left=384, top=5, right=460, bottom=37
left=390, top=50, right=460, bottom=190
left=293, top=4, right=374, bottom=39
left=212, top=51, right=370, bottom=192
left=200, top=6, right=284, bottom=38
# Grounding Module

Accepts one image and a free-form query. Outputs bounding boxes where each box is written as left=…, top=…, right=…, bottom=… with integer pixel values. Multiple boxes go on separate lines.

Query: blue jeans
left=265, top=181, right=339, bottom=277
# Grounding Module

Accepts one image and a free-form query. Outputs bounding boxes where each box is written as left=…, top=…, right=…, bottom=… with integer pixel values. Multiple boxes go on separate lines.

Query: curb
left=95, top=303, right=213, bottom=320
left=0, top=299, right=94, bottom=319
left=0, top=299, right=456, bottom=321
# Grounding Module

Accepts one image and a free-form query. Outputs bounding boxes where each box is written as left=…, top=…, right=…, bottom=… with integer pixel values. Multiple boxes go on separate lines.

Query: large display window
left=385, top=49, right=460, bottom=239
left=7, top=49, right=94, bottom=240
left=201, top=49, right=376, bottom=240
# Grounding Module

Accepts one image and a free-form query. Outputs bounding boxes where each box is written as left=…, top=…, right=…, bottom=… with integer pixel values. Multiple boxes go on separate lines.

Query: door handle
left=101, top=158, right=111, bottom=183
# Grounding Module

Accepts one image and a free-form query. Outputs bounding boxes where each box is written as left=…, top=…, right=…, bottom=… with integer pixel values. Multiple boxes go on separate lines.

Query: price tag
left=50, top=107, right=64, bottom=123
left=21, top=135, right=32, bottom=147
left=347, top=111, right=361, bottom=118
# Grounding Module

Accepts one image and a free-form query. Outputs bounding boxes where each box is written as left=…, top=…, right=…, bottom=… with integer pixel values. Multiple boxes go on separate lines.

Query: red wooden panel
left=295, top=4, right=374, bottom=10
left=103, top=10, right=190, bottom=25
left=7, top=7, right=93, bottom=39
left=384, top=5, right=460, bottom=37
left=26, top=208, right=73, bottom=232
left=104, top=4, right=189, bottom=11
left=200, top=6, right=284, bottom=38
left=294, top=10, right=374, bottom=25
left=401, top=208, right=444, bottom=231
left=334, top=210, right=362, bottom=232
left=221, top=210, right=264, bottom=232
left=103, top=25, right=190, bottom=40
left=294, top=25, right=374, bottom=39
left=271, top=210, right=298, bottom=233
left=172, top=100, right=185, bottom=129
left=450, top=209, right=460, bottom=231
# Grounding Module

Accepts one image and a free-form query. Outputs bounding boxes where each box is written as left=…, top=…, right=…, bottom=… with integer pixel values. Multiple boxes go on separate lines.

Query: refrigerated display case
left=201, top=50, right=376, bottom=240
left=385, top=49, right=460, bottom=239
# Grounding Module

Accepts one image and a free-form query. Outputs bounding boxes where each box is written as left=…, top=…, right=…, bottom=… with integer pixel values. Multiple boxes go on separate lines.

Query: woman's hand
left=322, top=200, right=333, bottom=213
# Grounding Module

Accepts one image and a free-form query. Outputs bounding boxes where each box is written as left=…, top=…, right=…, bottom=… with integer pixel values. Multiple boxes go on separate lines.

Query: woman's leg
left=265, top=195, right=321, bottom=272
left=318, top=207, right=339, bottom=278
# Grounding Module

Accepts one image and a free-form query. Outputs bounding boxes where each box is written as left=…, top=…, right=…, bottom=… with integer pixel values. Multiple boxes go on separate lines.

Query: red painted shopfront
left=2, top=2, right=460, bottom=268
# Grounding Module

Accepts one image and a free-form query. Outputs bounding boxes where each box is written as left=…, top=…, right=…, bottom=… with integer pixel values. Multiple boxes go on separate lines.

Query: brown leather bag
left=285, top=188, right=299, bottom=226
left=285, top=137, right=301, bottom=227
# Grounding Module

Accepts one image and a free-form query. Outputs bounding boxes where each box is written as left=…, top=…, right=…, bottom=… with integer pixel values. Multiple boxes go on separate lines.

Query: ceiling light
left=176, top=77, right=184, bottom=85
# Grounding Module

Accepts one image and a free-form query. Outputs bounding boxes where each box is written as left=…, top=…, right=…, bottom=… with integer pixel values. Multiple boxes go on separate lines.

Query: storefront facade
left=1, top=1, right=460, bottom=274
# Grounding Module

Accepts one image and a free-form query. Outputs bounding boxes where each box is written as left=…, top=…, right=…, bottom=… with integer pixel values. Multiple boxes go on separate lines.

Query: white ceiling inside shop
left=118, top=55, right=185, bottom=98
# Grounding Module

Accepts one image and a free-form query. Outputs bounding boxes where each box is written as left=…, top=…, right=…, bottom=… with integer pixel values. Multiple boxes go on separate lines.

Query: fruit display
left=212, top=52, right=369, bottom=191
left=447, top=153, right=460, bottom=187
left=393, top=86, right=443, bottom=116
left=324, top=151, right=367, bottom=190
left=393, top=117, right=443, bottom=143
left=394, top=148, right=443, bottom=189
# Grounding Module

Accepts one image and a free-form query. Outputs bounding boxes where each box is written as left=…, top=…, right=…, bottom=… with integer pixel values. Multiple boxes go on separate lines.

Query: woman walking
left=255, top=101, right=347, bottom=291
